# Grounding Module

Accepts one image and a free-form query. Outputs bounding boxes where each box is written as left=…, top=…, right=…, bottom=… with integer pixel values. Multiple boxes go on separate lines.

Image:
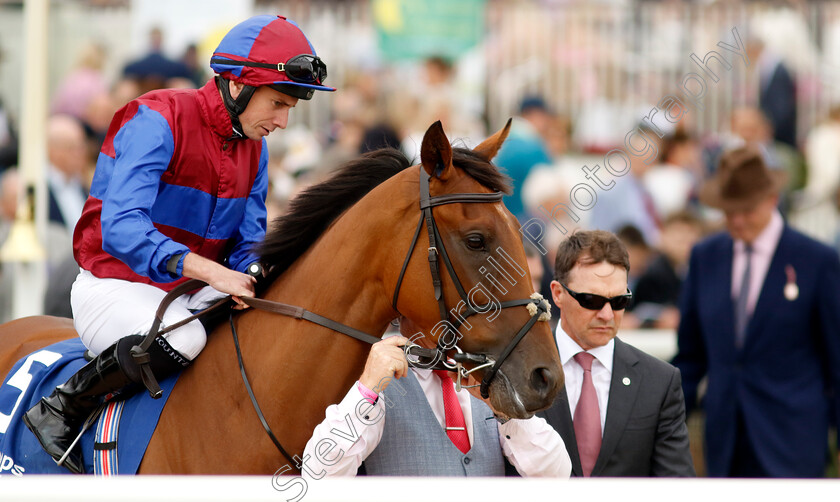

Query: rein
left=130, top=166, right=551, bottom=468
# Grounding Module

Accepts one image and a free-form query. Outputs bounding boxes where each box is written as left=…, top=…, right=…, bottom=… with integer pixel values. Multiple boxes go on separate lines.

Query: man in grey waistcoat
left=299, top=322, right=572, bottom=478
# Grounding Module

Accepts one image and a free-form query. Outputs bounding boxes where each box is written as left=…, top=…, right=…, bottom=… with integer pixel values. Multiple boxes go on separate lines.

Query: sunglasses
left=211, top=54, right=328, bottom=85
left=560, top=283, right=633, bottom=311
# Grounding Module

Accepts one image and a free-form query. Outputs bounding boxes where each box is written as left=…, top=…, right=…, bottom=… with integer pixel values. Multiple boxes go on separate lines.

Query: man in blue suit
left=747, top=38, right=797, bottom=149
left=674, top=145, right=840, bottom=477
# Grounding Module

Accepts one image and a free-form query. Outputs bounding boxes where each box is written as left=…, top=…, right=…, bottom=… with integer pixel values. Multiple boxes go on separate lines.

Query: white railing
left=2, top=475, right=837, bottom=501
left=619, top=328, right=677, bottom=361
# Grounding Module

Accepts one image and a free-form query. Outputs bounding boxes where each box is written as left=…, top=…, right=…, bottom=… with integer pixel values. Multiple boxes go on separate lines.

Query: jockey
left=23, top=15, right=334, bottom=474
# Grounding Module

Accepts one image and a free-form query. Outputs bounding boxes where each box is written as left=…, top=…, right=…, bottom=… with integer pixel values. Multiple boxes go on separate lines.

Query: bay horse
left=0, top=120, right=563, bottom=473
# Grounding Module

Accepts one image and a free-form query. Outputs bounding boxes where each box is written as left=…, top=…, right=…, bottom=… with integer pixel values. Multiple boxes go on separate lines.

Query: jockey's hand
left=359, top=336, right=408, bottom=393
left=211, top=268, right=256, bottom=310
left=181, top=252, right=256, bottom=309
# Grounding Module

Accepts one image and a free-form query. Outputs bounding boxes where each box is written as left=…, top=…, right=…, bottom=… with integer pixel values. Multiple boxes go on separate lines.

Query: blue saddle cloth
left=0, top=339, right=178, bottom=475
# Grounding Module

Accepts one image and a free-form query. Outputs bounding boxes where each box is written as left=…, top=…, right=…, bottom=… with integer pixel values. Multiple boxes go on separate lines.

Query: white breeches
left=70, top=269, right=225, bottom=360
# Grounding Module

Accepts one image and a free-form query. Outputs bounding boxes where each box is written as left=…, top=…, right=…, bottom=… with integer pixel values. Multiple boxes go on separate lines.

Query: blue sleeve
left=225, top=139, right=268, bottom=273
left=100, top=105, right=190, bottom=282
left=671, top=245, right=707, bottom=415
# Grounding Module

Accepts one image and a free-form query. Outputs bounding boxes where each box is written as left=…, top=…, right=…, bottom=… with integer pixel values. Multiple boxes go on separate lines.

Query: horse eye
left=466, top=235, right=486, bottom=251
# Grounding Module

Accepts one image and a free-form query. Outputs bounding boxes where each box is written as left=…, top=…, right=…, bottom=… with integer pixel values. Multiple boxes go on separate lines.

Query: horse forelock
left=450, top=147, right=512, bottom=195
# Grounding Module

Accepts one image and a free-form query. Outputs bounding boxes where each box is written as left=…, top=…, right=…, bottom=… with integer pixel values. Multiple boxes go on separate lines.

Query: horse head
left=392, top=120, right=563, bottom=419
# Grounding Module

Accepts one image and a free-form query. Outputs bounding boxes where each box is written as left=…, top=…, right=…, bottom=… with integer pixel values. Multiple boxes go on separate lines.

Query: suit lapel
left=591, top=338, right=640, bottom=476
left=541, top=387, right=582, bottom=476
left=746, top=226, right=790, bottom=348
left=715, top=236, right=737, bottom=349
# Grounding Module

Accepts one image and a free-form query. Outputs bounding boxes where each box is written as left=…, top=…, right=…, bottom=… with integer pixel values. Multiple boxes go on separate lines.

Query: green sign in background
left=373, top=0, right=486, bottom=61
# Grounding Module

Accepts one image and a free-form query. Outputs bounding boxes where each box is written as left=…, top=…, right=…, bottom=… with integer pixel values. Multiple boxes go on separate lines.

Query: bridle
left=392, top=169, right=551, bottom=398
left=129, top=165, right=551, bottom=468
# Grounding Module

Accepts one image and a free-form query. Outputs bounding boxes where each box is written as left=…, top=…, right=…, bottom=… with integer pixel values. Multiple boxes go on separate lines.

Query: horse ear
left=472, top=118, right=512, bottom=162
left=420, top=121, right=454, bottom=181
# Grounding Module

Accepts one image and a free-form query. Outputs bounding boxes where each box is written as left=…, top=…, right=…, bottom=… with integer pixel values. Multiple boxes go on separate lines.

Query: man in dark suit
left=540, top=230, right=695, bottom=477
left=45, top=115, right=88, bottom=234
left=746, top=39, right=797, bottom=149
left=674, top=146, right=840, bottom=477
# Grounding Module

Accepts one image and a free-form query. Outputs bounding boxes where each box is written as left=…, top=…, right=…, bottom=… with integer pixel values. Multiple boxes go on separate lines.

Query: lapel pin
left=622, top=377, right=631, bottom=386
left=784, top=265, right=798, bottom=301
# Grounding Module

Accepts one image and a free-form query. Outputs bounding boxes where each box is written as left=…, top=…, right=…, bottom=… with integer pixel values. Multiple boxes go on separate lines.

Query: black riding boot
left=23, top=335, right=190, bottom=474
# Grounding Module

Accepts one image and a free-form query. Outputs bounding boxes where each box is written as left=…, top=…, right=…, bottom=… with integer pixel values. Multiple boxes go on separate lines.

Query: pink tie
left=434, top=370, right=471, bottom=454
left=573, top=352, right=601, bottom=477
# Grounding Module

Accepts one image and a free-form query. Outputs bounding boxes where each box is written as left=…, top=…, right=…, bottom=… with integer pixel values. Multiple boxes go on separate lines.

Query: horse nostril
left=530, top=366, right=555, bottom=396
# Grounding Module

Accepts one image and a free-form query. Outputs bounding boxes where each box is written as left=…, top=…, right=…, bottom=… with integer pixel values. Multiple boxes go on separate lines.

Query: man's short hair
left=663, top=209, right=704, bottom=230
left=553, top=230, right=630, bottom=284
left=616, top=224, right=648, bottom=250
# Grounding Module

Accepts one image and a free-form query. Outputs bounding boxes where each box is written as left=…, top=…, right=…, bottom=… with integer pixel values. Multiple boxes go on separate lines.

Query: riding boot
left=23, top=334, right=191, bottom=474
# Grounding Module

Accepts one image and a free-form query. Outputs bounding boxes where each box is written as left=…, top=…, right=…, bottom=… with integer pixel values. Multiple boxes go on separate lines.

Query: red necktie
left=573, top=352, right=602, bottom=477
left=434, top=370, right=471, bottom=454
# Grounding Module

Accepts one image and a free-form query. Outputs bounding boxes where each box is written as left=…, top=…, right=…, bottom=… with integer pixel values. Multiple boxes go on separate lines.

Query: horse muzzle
left=485, top=363, right=563, bottom=419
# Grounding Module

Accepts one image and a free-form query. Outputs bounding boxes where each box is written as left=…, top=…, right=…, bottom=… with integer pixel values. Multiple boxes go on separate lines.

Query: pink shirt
left=555, top=325, right=613, bottom=434
left=731, top=210, right=784, bottom=316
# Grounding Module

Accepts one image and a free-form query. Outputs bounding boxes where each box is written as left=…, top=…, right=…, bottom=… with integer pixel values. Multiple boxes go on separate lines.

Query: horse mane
left=257, top=146, right=511, bottom=283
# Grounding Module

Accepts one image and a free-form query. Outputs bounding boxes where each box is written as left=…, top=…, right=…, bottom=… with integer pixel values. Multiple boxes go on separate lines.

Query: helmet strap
left=216, top=76, right=256, bottom=139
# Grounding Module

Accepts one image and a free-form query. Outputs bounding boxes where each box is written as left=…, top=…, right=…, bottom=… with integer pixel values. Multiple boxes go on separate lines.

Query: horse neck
left=144, top=172, right=419, bottom=474
left=264, top=171, right=417, bottom=336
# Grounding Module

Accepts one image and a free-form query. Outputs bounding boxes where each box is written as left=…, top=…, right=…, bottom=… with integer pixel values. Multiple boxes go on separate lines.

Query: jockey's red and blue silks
left=73, top=79, right=268, bottom=291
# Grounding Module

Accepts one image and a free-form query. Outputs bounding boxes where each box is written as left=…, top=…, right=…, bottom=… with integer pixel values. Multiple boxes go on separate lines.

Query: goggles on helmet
left=210, top=54, right=327, bottom=86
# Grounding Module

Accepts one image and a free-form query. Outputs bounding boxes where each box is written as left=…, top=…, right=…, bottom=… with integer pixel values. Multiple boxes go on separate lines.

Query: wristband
left=356, top=381, right=379, bottom=405
left=166, top=253, right=184, bottom=275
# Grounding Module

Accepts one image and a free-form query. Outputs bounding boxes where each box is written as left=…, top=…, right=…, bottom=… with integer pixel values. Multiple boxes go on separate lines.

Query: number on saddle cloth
left=0, top=339, right=177, bottom=474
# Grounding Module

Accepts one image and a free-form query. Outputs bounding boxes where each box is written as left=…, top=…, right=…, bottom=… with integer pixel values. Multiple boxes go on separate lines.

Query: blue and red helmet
left=211, top=15, right=335, bottom=101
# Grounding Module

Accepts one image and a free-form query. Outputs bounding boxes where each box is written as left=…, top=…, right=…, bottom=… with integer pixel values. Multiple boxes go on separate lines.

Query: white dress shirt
left=300, top=368, right=572, bottom=479
left=731, top=210, right=783, bottom=316
left=47, top=165, right=86, bottom=233
left=555, top=324, right=614, bottom=434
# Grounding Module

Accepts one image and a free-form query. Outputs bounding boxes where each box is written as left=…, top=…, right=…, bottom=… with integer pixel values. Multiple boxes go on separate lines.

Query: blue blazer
left=759, top=61, right=797, bottom=149
left=674, top=226, right=840, bottom=477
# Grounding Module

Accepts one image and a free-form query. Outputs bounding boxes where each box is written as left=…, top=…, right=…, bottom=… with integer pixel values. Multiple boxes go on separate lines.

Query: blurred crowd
left=0, top=27, right=203, bottom=321
left=1, top=10, right=840, bottom=336
left=508, top=82, right=826, bottom=330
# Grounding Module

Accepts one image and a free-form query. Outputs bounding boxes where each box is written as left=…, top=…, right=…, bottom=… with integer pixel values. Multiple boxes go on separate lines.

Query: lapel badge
left=622, top=377, right=631, bottom=386
left=784, top=265, right=798, bottom=301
